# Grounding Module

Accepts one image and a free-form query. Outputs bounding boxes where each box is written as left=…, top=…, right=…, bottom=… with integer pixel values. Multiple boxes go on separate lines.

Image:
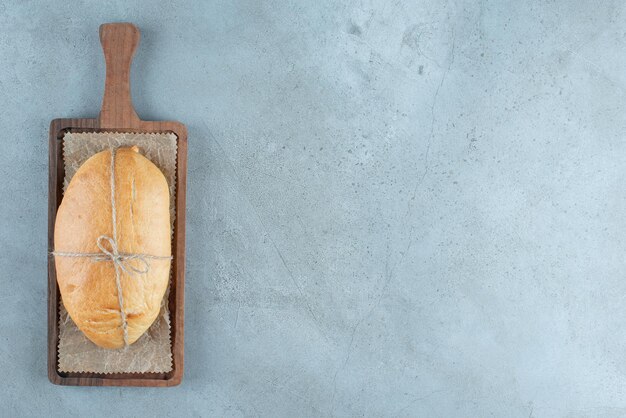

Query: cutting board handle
left=98, top=23, right=142, bottom=129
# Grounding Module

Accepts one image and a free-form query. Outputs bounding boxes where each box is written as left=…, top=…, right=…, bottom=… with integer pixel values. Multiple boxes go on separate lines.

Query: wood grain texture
left=48, top=23, right=187, bottom=387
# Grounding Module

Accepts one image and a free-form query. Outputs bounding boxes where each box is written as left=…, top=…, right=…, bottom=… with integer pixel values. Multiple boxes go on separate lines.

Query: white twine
left=52, top=147, right=171, bottom=348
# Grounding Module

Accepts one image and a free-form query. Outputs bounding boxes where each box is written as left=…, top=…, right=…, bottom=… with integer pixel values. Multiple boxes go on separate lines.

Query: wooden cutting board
left=48, top=23, right=187, bottom=387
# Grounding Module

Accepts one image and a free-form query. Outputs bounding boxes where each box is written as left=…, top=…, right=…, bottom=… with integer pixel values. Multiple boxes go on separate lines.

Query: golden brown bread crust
left=54, top=147, right=171, bottom=349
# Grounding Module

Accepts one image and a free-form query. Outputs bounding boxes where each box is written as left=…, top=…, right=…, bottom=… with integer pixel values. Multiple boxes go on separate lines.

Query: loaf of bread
left=54, top=146, right=171, bottom=349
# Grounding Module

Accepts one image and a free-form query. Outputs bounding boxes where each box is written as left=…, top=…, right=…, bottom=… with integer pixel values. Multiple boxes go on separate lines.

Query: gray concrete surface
left=0, top=0, right=625, bottom=416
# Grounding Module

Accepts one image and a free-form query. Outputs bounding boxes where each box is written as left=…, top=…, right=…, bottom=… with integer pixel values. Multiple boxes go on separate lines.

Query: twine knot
left=95, top=235, right=150, bottom=275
